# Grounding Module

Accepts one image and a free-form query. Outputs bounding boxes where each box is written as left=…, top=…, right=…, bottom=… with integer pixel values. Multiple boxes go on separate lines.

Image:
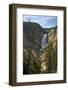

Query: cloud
left=23, top=15, right=57, bottom=28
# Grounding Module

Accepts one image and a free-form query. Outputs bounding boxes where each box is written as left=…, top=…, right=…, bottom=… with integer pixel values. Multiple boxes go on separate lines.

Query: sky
left=23, top=15, right=57, bottom=28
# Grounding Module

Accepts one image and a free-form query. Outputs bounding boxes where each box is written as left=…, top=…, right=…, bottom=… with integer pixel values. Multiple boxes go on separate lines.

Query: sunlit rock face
left=39, top=50, right=49, bottom=73
left=48, top=28, right=57, bottom=49
left=40, top=62, right=48, bottom=72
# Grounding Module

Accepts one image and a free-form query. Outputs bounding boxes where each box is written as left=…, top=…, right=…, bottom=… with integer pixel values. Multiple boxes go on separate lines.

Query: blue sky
left=23, top=15, right=57, bottom=28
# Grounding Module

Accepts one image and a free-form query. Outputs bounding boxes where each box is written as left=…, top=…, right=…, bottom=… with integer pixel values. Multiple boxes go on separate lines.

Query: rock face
left=23, top=48, right=49, bottom=74
left=23, top=22, right=49, bottom=50
left=23, top=22, right=42, bottom=50
left=48, top=26, right=57, bottom=49
left=23, top=48, right=40, bottom=74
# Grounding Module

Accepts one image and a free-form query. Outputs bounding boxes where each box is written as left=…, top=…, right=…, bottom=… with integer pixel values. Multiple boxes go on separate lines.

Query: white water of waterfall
left=41, top=34, right=48, bottom=49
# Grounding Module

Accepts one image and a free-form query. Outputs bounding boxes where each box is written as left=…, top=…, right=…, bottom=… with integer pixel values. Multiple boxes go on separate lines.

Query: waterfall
left=41, top=34, right=48, bottom=49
